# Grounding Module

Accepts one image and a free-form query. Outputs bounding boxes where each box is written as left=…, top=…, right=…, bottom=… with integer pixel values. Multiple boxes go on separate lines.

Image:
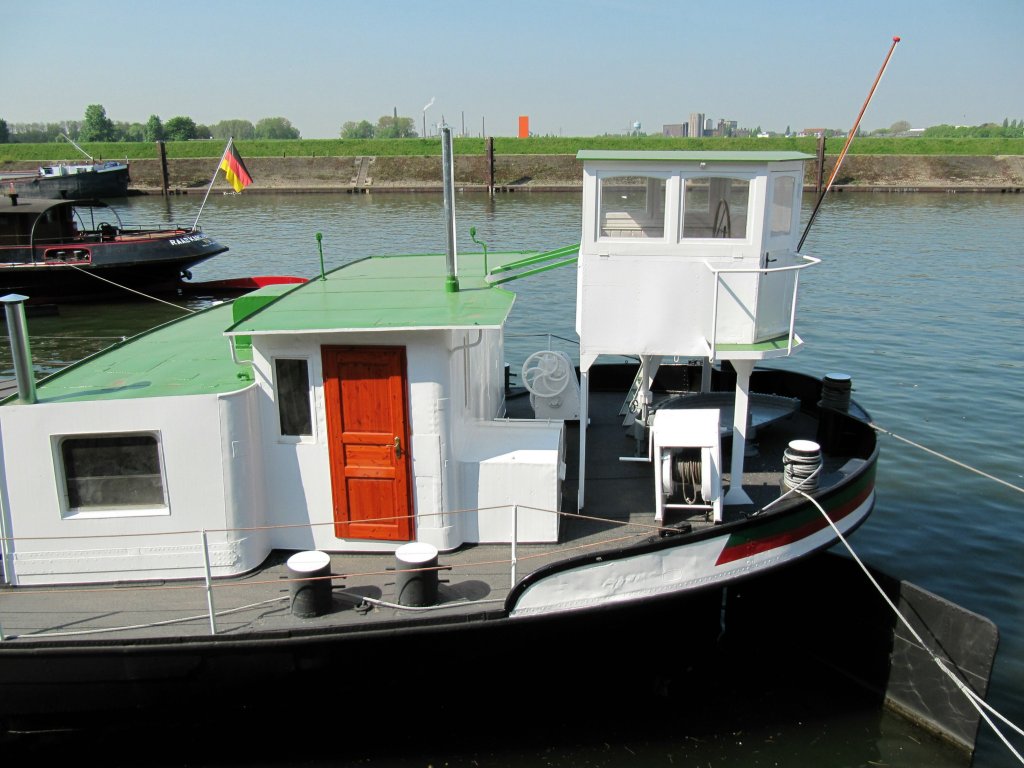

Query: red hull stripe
left=715, top=466, right=875, bottom=566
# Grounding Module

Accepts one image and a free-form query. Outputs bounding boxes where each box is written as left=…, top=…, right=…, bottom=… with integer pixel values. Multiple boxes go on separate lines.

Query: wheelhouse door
left=322, top=346, right=413, bottom=541
left=756, top=173, right=801, bottom=340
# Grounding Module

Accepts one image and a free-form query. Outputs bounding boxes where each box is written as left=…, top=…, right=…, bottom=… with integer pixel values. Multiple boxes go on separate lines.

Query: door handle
left=394, top=436, right=403, bottom=458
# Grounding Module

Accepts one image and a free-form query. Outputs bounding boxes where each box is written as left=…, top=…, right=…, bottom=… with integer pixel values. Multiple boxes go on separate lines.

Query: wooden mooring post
left=486, top=136, right=495, bottom=197
left=157, top=140, right=170, bottom=195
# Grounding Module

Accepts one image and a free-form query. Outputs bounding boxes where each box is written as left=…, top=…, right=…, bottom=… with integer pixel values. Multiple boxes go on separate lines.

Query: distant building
left=663, top=123, right=687, bottom=137
left=800, top=128, right=827, bottom=138
left=716, top=119, right=738, bottom=137
left=689, top=112, right=705, bottom=138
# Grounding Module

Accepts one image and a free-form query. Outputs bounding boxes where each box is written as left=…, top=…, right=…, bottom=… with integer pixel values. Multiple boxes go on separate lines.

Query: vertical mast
left=441, top=125, right=459, bottom=293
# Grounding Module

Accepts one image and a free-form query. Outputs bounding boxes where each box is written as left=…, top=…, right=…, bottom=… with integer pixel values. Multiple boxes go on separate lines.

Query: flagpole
left=191, top=138, right=231, bottom=232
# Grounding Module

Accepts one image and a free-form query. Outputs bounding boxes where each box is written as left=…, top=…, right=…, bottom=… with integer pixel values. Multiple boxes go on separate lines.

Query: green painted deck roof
left=15, top=251, right=526, bottom=404
left=26, top=302, right=253, bottom=404
left=576, top=150, right=814, bottom=163
left=227, top=252, right=517, bottom=336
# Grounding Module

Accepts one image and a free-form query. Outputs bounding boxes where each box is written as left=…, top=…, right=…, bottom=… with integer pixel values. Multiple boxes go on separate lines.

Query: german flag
left=220, top=142, right=253, bottom=192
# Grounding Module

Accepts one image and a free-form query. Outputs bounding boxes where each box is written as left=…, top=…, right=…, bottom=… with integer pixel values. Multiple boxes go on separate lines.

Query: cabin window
left=59, top=433, right=167, bottom=515
left=597, top=175, right=667, bottom=239
left=682, top=177, right=750, bottom=239
left=770, top=175, right=797, bottom=237
left=275, top=358, right=313, bottom=437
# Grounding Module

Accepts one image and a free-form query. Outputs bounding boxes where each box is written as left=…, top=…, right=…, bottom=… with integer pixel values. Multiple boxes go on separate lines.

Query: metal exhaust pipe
left=1, top=294, right=37, bottom=404
left=441, top=125, right=459, bottom=293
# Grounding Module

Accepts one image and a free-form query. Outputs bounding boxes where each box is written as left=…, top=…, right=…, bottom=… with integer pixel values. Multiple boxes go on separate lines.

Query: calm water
left=5, top=190, right=1023, bottom=766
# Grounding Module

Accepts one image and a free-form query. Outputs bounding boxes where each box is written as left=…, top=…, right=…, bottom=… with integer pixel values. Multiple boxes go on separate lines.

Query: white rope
left=64, top=263, right=197, bottom=314
left=800, top=488, right=1024, bottom=764
left=870, top=422, right=1024, bottom=495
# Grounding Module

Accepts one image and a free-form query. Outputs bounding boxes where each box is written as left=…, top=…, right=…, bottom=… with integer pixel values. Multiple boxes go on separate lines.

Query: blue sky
left=5, top=0, right=1023, bottom=138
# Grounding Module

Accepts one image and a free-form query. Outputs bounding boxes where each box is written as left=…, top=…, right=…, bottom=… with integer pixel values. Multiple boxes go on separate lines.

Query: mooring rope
left=64, top=262, right=197, bottom=314
left=869, top=421, right=1024, bottom=495
left=800, top=488, right=1024, bottom=764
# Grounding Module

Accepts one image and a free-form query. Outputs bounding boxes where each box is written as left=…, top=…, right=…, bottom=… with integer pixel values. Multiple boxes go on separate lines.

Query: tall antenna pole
left=798, top=36, right=901, bottom=251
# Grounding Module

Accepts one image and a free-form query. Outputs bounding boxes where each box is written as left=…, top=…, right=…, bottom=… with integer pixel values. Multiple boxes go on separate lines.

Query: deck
left=0, top=378, right=833, bottom=647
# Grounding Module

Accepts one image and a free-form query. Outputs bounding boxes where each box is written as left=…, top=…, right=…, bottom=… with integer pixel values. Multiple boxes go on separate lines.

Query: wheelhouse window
left=770, top=175, right=797, bottom=237
left=598, top=175, right=667, bottom=239
left=275, top=358, right=313, bottom=437
left=60, top=433, right=166, bottom=514
left=682, top=177, right=750, bottom=239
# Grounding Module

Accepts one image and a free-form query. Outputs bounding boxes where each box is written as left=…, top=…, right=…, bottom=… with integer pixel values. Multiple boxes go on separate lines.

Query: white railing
left=704, top=254, right=821, bottom=363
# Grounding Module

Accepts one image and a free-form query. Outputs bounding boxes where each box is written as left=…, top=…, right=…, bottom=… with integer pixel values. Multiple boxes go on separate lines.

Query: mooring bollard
left=394, top=542, right=439, bottom=607
left=287, top=550, right=333, bottom=618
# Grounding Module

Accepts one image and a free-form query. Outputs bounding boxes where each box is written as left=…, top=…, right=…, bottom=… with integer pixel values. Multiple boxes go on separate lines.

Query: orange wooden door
left=322, top=346, right=413, bottom=541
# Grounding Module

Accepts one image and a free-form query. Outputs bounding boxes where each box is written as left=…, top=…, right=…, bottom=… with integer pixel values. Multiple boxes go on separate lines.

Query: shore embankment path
left=124, top=153, right=1024, bottom=195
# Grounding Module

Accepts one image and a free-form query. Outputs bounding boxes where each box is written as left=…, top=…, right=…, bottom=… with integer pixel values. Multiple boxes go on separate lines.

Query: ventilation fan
left=521, top=350, right=580, bottom=420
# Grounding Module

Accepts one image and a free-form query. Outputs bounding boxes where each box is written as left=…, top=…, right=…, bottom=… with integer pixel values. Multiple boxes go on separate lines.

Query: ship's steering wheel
left=712, top=199, right=732, bottom=238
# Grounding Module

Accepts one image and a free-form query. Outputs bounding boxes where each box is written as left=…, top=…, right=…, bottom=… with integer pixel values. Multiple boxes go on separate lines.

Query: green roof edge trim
left=576, top=149, right=815, bottom=162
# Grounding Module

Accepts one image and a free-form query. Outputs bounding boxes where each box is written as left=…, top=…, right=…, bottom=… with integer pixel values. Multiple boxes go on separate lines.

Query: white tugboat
left=0, top=137, right=878, bottom=720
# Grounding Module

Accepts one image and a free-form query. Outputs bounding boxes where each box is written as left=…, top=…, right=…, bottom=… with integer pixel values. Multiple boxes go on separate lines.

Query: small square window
left=770, top=176, right=796, bottom=237
left=275, top=358, right=313, bottom=437
left=60, top=433, right=166, bottom=513
left=598, top=175, right=667, bottom=239
left=682, top=177, right=749, bottom=239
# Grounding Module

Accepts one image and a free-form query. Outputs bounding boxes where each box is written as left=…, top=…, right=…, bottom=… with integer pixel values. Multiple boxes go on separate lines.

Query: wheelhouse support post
left=578, top=368, right=590, bottom=511
left=701, top=357, right=713, bottom=394
left=724, top=359, right=755, bottom=507
left=639, top=355, right=660, bottom=423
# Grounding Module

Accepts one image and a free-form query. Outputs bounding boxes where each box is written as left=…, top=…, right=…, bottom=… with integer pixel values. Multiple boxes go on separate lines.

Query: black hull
left=3, top=167, right=130, bottom=200
left=0, top=238, right=227, bottom=302
left=0, top=553, right=998, bottom=759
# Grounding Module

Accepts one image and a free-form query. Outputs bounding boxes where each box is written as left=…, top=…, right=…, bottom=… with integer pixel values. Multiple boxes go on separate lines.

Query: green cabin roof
left=27, top=302, right=252, bottom=404
left=227, top=252, right=516, bottom=336
left=576, top=150, right=814, bottom=163
left=18, top=251, right=521, bottom=404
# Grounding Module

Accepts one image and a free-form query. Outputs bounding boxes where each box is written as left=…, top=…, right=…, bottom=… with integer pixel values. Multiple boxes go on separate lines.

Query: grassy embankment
left=2, top=136, right=1023, bottom=162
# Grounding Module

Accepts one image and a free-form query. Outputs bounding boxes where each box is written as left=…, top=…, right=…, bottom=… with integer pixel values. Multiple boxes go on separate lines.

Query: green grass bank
left=3, top=138, right=1023, bottom=192
left=2, top=136, right=1024, bottom=163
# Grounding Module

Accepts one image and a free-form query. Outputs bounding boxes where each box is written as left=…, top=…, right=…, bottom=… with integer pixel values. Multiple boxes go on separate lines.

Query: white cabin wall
left=0, top=392, right=261, bottom=585
left=577, top=162, right=784, bottom=362
left=251, top=330, right=460, bottom=554
left=250, top=325, right=560, bottom=554
left=217, top=387, right=272, bottom=572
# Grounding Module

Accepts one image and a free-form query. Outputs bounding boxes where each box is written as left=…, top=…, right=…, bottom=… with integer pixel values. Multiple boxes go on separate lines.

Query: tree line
left=2, top=109, right=1022, bottom=145
left=0, top=105, right=300, bottom=143
left=340, top=115, right=418, bottom=139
